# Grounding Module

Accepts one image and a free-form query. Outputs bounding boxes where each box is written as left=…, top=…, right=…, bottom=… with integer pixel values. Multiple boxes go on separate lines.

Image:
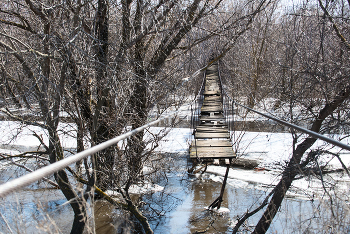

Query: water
left=0, top=153, right=341, bottom=233
left=145, top=153, right=322, bottom=234
left=0, top=189, right=72, bottom=233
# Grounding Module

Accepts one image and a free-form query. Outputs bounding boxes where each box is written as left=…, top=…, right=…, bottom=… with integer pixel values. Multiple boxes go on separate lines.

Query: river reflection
left=148, top=154, right=323, bottom=234
left=188, top=180, right=230, bottom=233
left=149, top=175, right=232, bottom=234
left=94, top=200, right=116, bottom=234
left=0, top=153, right=324, bottom=234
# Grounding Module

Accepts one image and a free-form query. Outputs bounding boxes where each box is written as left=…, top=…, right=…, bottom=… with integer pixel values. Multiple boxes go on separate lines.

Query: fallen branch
left=232, top=188, right=275, bottom=233
left=0, top=152, right=48, bottom=162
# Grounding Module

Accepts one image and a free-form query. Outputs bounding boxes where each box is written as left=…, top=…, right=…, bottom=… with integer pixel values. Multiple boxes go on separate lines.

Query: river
left=0, top=152, right=323, bottom=234
left=0, top=121, right=347, bottom=233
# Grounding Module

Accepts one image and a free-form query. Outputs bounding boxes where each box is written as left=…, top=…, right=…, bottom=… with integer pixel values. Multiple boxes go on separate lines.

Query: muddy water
left=142, top=154, right=318, bottom=234
left=0, top=153, right=317, bottom=234
left=151, top=175, right=233, bottom=233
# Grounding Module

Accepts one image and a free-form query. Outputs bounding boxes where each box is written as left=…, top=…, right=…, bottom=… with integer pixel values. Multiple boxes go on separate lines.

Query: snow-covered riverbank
left=1, top=121, right=350, bottom=233
left=150, top=126, right=350, bottom=199
left=1, top=121, right=350, bottom=199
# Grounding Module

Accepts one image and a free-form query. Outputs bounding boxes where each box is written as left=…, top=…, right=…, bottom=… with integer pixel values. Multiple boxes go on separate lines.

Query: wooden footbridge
left=190, top=62, right=236, bottom=165
left=1, top=58, right=350, bottom=229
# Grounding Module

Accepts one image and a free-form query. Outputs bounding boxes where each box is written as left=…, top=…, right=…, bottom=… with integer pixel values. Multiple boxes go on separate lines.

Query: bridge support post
left=208, top=161, right=230, bottom=210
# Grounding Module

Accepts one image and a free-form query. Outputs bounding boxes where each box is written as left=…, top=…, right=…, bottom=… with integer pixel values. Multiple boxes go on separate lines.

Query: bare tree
left=229, top=0, right=350, bottom=233
left=0, top=0, right=283, bottom=233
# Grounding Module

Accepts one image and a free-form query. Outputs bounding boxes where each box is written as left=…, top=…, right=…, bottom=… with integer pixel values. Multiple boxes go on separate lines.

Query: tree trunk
left=93, top=0, right=116, bottom=191
left=252, top=84, right=350, bottom=233
left=49, top=129, right=87, bottom=234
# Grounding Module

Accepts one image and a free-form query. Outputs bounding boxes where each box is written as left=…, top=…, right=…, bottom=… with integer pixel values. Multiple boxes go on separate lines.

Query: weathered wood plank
left=204, top=97, right=221, bottom=102
left=203, top=91, right=220, bottom=95
left=206, top=85, right=219, bottom=88
left=204, top=100, right=221, bottom=105
left=201, top=106, right=223, bottom=113
left=201, top=105, right=222, bottom=110
left=204, top=95, right=221, bottom=98
left=191, top=140, right=232, bottom=147
left=196, top=126, right=229, bottom=131
left=190, top=146, right=233, bottom=152
left=196, top=128, right=228, bottom=133
left=200, top=114, right=224, bottom=119
left=202, top=101, right=222, bottom=105
left=190, top=150, right=236, bottom=158
left=196, top=130, right=228, bottom=134
left=199, top=122, right=227, bottom=127
left=190, top=62, right=236, bottom=161
left=195, top=132, right=230, bottom=139
left=200, top=117, right=225, bottom=122
left=201, top=103, right=222, bottom=107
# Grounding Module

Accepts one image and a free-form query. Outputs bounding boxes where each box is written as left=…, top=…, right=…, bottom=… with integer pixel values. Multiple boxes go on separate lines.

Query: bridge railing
left=190, top=69, right=206, bottom=132
left=217, top=63, right=235, bottom=144
left=217, top=62, right=350, bottom=152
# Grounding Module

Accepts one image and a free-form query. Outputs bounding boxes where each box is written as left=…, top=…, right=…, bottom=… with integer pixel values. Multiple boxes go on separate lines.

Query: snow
left=199, top=130, right=350, bottom=199
left=147, top=127, right=192, bottom=153
left=129, top=181, right=164, bottom=194
left=105, top=190, right=122, bottom=198
left=207, top=166, right=280, bottom=187
left=144, top=126, right=350, bottom=199
left=0, top=121, right=83, bottom=151
left=105, top=181, right=164, bottom=196
left=234, top=130, right=350, bottom=170
left=0, top=120, right=350, bottom=198
left=204, top=206, right=230, bottom=214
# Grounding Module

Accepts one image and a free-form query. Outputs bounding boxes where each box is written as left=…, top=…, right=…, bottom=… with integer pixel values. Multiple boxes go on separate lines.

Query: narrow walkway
left=190, top=63, right=236, bottom=164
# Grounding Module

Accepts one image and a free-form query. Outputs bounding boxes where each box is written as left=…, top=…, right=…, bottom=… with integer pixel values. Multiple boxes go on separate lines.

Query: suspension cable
left=0, top=103, right=194, bottom=198
left=0, top=61, right=210, bottom=198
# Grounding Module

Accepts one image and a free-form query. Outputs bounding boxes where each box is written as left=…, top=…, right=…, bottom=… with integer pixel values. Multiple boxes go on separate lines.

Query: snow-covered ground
left=148, top=127, right=350, bottom=199
left=1, top=120, right=350, bottom=199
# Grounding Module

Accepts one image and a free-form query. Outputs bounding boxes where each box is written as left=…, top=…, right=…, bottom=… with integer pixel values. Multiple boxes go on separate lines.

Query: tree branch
left=24, top=0, right=49, bottom=22
left=232, top=188, right=275, bottom=233
left=67, top=165, right=154, bottom=234
left=0, top=154, right=59, bottom=188
left=2, top=107, right=48, bottom=129
left=318, top=0, right=350, bottom=50
left=0, top=152, right=48, bottom=162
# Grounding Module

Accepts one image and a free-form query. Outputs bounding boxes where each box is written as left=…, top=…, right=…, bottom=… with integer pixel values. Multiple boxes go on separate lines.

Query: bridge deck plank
left=204, top=96, right=221, bottom=101
left=190, top=148, right=236, bottom=159
left=195, top=132, right=230, bottom=139
left=200, top=117, right=225, bottom=122
left=196, top=126, right=229, bottom=132
left=203, top=91, right=220, bottom=95
left=199, top=123, right=227, bottom=127
left=191, top=140, right=232, bottom=147
left=201, top=106, right=223, bottom=113
left=190, top=62, right=235, bottom=162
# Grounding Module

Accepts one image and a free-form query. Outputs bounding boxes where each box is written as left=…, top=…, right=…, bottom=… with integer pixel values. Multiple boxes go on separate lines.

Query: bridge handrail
left=217, top=62, right=350, bottom=152
left=196, top=70, right=206, bottom=100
